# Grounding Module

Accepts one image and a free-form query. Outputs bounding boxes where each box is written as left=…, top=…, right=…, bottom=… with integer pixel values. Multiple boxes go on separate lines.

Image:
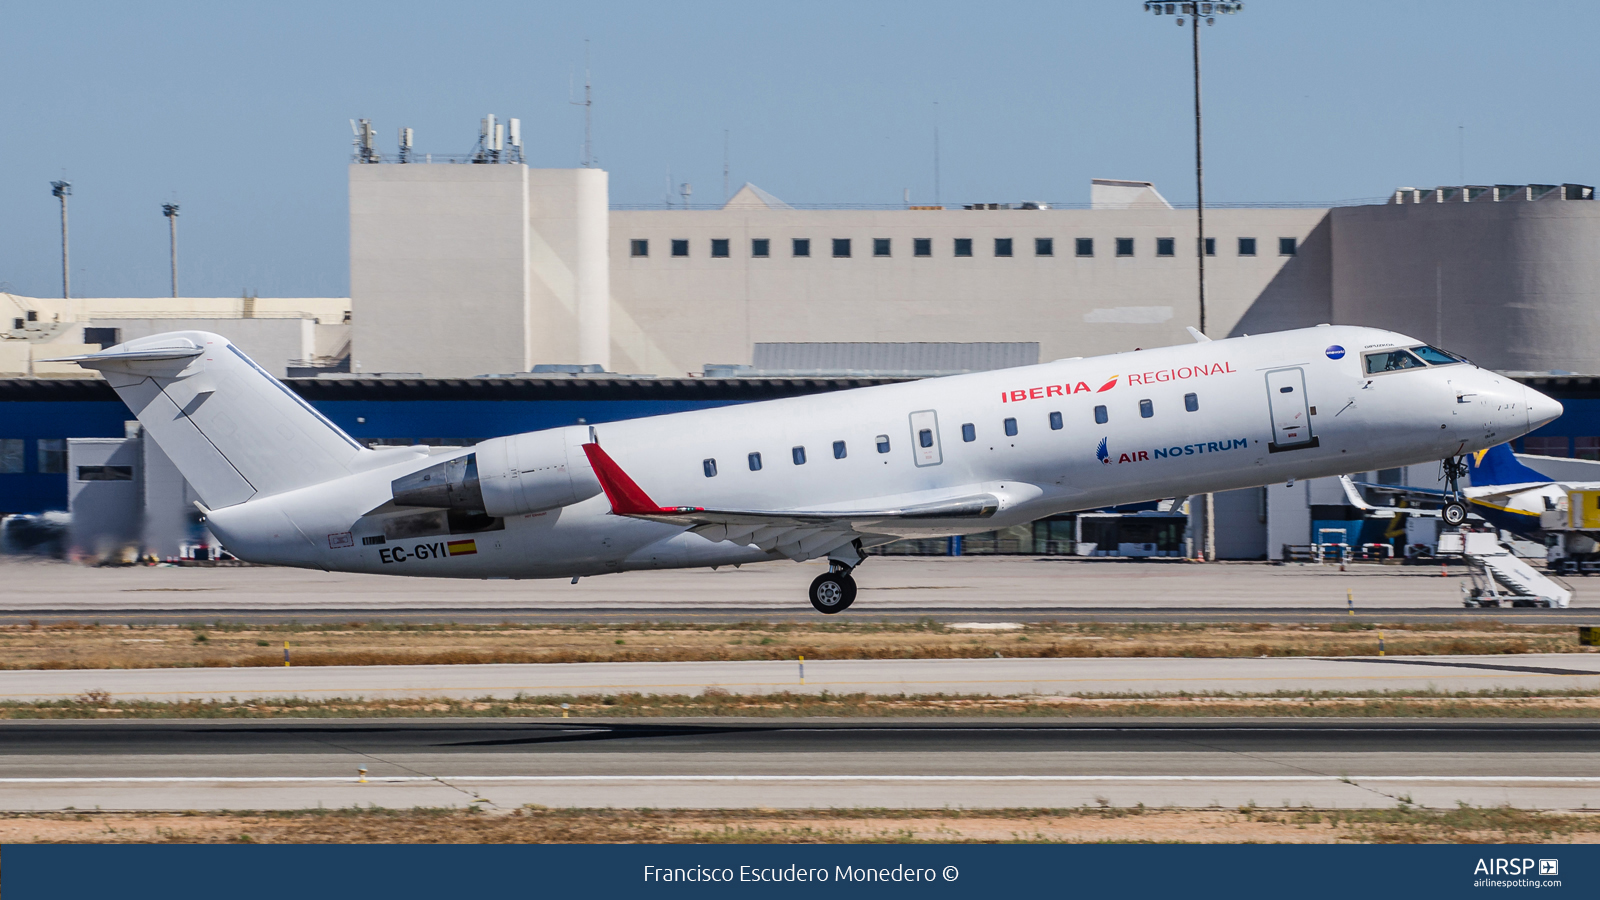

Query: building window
left=1035, top=237, right=1054, bottom=256
left=994, top=238, right=1013, bottom=257
left=0, top=439, right=21, bottom=474
left=1115, top=237, right=1134, bottom=257
left=37, top=439, right=66, bottom=474
left=1578, top=437, right=1600, bottom=460
left=1184, top=392, right=1199, bottom=412
left=876, top=434, right=891, bottom=454
left=873, top=238, right=891, bottom=257
left=1238, top=237, right=1257, bottom=256
left=1004, top=417, right=1018, bottom=437
left=833, top=238, right=852, bottom=258
left=1156, top=237, right=1175, bottom=257
left=748, top=452, right=763, bottom=471
left=1522, top=437, right=1569, bottom=457
left=1279, top=237, right=1297, bottom=256
left=919, top=428, right=934, bottom=448
left=1140, top=399, right=1154, bottom=418
left=953, top=238, right=973, bottom=257
left=1049, top=411, right=1063, bottom=430
left=630, top=239, right=648, bottom=258
left=84, top=327, right=120, bottom=349
left=913, top=238, right=932, bottom=257
left=76, top=465, right=133, bottom=481
left=703, top=458, right=718, bottom=477
left=833, top=440, right=847, bottom=459
left=671, top=239, right=689, bottom=257
left=1094, top=405, right=1108, bottom=425
left=710, top=238, right=730, bottom=258
left=792, top=446, right=807, bottom=465
left=962, top=423, right=975, bottom=442
left=751, top=238, right=770, bottom=258
left=1076, top=237, right=1094, bottom=257
left=793, top=238, right=811, bottom=257
left=1202, top=237, right=1216, bottom=256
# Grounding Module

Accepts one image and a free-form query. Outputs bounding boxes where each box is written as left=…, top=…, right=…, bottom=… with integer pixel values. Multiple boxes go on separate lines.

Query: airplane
left=54, top=324, right=1561, bottom=614
left=1344, top=443, right=1576, bottom=541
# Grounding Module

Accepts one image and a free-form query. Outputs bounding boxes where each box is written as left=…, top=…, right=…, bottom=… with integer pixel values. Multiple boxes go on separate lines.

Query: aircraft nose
left=1524, top=385, right=1563, bottom=431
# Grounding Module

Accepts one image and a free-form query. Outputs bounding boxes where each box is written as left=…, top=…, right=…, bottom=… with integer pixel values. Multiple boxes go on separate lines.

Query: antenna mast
left=571, top=40, right=594, bottom=167
left=723, top=130, right=730, bottom=202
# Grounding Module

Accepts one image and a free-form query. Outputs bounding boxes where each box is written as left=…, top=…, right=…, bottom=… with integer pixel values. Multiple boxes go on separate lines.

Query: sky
left=2, top=0, right=1597, bottom=299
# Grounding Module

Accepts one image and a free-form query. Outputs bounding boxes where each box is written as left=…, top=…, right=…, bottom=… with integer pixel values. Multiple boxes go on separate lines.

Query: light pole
left=50, top=181, right=72, bottom=299
left=162, top=204, right=180, bottom=298
left=1142, top=0, right=1243, bottom=562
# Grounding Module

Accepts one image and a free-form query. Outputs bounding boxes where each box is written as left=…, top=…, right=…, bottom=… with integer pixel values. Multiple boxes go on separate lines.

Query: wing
left=581, top=442, right=1001, bottom=561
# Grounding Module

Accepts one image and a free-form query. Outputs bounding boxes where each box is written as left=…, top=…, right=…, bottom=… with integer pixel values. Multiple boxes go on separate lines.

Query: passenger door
left=1265, top=367, right=1318, bottom=451
left=908, top=410, right=943, bottom=467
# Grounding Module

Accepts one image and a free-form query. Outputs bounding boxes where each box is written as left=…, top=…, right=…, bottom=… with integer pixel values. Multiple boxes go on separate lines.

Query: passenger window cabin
left=961, top=423, right=976, bottom=442
left=703, top=459, right=717, bottom=477
left=1049, top=411, right=1063, bottom=430
left=833, top=440, right=847, bottom=459
left=1004, top=417, right=1018, bottom=437
left=1094, top=405, right=1108, bottom=424
left=792, top=446, right=806, bottom=465
left=876, top=435, right=891, bottom=453
left=1140, top=399, right=1153, bottom=418
left=1184, top=392, right=1198, bottom=412
left=748, top=452, right=762, bottom=471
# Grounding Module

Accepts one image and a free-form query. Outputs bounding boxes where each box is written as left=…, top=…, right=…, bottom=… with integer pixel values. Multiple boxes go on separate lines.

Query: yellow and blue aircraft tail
left=1468, top=443, right=1552, bottom=487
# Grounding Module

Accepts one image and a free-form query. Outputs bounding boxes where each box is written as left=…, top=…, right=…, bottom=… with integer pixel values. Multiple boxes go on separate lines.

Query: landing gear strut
left=1442, top=455, right=1469, bottom=527
left=809, top=561, right=858, bottom=614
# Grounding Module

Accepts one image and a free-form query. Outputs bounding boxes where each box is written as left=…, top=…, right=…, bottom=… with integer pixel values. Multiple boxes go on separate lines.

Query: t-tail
left=1468, top=443, right=1552, bottom=488
left=50, top=332, right=365, bottom=509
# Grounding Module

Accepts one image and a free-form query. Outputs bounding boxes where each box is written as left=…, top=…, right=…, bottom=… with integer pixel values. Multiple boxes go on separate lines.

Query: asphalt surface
left=3, top=555, right=1588, bottom=624
left=5, top=654, right=1598, bottom=703
left=1, top=719, right=1594, bottom=811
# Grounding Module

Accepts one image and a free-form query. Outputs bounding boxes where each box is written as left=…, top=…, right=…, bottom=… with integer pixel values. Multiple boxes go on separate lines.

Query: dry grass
left=4, top=805, right=1597, bottom=844
left=10, top=688, right=1600, bottom=719
left=0, top=619, right=1584, bottom=671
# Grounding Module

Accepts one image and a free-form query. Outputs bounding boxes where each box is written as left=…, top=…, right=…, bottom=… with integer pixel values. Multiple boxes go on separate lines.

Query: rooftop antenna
left=161, top=203, right=180, bottom=298
left=570, top=40, right=594, bottom=167
left=398, top=127, right=413, bottom=164
left=477, top=114, right=499, bottom=163
left=933, top=101, right=941, bottom=207
left=665, top=169, right=674, bottom=208
left=680, top=182, right=692, bottom=210
left=350, top=119, right=378, bottom=163
left=723, top=130, right=730, bottom=203
left=508, top=118, right=523, bottom=164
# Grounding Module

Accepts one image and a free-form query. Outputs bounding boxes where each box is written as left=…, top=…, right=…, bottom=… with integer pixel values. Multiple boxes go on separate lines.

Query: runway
left=2, top=555, right=1584, bottom=624
left=5, top=654, right=1598, bottom=703
left=0, top=719, right=1593, bottom=811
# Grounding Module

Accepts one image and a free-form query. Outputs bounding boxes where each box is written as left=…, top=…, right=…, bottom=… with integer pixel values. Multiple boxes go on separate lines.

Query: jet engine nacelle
left=391, top=425, right=600, bottom=517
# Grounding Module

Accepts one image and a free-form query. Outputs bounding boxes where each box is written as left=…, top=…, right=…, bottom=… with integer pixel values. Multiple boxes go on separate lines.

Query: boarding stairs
left=1438, top=531, right=1572, bottom=608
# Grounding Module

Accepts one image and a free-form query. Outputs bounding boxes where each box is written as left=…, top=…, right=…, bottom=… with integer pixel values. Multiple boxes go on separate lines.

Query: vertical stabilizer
left=52, top=332, right=363, bottom=509
left=1468, top=443, right=1552, bottom=487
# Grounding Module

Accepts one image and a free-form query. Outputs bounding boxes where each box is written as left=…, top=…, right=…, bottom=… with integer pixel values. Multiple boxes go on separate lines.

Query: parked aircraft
left=1343, top=444, right=1562, bottom=538
left=56, top=325, right=1560, bottom=613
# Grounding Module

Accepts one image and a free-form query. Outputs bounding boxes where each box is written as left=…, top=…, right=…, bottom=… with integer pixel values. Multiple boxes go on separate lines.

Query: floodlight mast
left=1142, top=0, right=1243, bottom=565
left=50, top=181, right=72, bottom=299
left=162, top=204, right=180, bottom=298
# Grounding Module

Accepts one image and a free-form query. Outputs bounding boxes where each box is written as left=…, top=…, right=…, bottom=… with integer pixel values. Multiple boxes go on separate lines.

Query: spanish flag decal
left=447, top=539, right=478, bottom=557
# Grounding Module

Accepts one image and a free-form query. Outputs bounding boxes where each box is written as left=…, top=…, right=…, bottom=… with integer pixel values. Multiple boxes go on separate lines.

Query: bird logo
left=1096, top=437, right=1110, bottom=464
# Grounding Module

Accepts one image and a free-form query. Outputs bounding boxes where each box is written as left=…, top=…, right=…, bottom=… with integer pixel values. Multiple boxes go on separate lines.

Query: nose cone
left=1525, top=385, right=1564, bottom=431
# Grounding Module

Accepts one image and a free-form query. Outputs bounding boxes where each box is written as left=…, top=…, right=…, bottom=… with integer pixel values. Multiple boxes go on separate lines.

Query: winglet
left=581, top=442, right=703, bottom=516
left=1186, top=326, right=1212, bottom=343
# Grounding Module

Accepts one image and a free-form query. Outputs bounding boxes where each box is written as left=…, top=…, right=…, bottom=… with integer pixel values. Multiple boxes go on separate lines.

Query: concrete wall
left=90, top=318, right=315, bottom=377
left=607, top=207, right=1331, bottom=376
left=350, top=164, right=530, bottom=377
left=1331, top=198, right=1600, bottom=373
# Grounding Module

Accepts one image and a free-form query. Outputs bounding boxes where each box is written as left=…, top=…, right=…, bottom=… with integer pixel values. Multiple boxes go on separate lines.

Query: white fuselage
left=203, top=325, right=1555, bottom=578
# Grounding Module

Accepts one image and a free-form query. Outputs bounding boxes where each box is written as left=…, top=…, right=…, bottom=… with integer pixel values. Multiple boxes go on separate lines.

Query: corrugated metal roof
left=750, top=342, right=1038, bottom=376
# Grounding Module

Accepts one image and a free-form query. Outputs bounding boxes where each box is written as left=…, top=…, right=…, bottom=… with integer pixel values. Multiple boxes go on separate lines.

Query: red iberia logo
left=446, top=539, right=478, bottom=557
left=1096, top=376, right=1119, bottom=393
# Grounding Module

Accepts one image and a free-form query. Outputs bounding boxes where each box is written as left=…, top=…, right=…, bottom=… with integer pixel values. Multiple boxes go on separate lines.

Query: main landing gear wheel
left=1442, top=501, right=1468, bottom=527
left=809, top=572, right=857, bottom=614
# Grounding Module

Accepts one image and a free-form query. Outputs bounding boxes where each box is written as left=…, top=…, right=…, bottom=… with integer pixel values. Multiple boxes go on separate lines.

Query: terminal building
left=4, top=122, right=1598, bottom=560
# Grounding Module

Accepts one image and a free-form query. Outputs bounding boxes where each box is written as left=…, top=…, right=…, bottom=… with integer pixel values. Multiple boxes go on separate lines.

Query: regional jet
left=56, top=325, right=1560, bottom=613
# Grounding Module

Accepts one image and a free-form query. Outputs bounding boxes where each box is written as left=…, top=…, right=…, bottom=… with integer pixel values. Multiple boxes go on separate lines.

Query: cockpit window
left=1364, top=349, right=1425, bottom=374
left=1410, top=345, right=1462, bottom=365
